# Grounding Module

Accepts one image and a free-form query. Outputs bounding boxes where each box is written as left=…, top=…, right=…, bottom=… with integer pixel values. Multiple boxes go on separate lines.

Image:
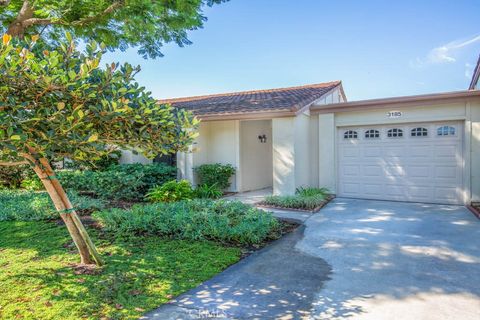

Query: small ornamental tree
left=0, top=34, right=199, bottom=265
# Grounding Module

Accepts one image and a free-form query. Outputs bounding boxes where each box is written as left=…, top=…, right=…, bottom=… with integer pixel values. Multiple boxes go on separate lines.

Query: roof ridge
left=157, top=81, right=341, bottom=103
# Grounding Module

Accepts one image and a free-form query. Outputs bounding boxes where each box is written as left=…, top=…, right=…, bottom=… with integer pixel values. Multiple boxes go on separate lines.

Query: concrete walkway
left=144, top=198, right=480, bottom=319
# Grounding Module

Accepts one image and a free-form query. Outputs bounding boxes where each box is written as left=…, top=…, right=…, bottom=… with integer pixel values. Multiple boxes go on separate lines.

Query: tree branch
left=23, top=18, right=57, bottom=28
left=71, top=1, right=123, bottom=26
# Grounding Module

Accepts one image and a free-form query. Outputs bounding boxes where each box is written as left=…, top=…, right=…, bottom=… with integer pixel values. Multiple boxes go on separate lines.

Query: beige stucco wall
left=272, top=117, right=296, bottom=195
left=317, top=99, right=480, bottom=204
left=470, top=100, right=480, bottom=202
left=239, top=120, right=273, bottom=191
left=318, top=113, right=336, bottom=192
left=271, top=113, right=316, bottom=195
left=309, top=115, right=319, bottom=187
left=294, top=113, right=311, bottom=188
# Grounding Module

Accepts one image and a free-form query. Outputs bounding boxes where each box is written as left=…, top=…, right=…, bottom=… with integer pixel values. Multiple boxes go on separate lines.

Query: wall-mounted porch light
left=258, top=134, right=267, bottom=143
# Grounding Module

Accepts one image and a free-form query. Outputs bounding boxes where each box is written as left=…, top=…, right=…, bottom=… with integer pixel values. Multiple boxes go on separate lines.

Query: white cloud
left=412, top=34, right=480, bottom=67
left=465, top=62, right=474, bottom=79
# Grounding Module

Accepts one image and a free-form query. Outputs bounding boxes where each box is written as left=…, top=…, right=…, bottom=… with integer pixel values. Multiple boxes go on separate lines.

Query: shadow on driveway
left=143, top=226, right=332, bottom=319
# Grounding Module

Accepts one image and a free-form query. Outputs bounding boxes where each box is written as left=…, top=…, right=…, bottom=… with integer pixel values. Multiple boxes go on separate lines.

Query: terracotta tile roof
left=158, top=81, right=342, bottom=116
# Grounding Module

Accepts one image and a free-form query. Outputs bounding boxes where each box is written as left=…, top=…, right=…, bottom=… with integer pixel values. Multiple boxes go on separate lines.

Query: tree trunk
left=38, top=158, right=104, bottom=266
left=25, top=154, right=104, bottom=266
left=6, top=0, right=33, bottom=38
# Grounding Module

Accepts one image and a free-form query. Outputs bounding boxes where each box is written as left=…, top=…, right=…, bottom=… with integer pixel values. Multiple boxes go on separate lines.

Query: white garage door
left=337, top=122, right=464, bottom=205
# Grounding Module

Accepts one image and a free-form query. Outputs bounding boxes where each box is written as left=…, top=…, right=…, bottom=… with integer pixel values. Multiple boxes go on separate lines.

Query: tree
left=0, top=0, right=225, bottom=58
left=0, top=34, right=199, bottom=265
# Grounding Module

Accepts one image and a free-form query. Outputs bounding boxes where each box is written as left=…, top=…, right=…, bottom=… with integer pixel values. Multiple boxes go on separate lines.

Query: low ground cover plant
left=59, top=163, right=176, bottom=201
left=194, top=163, right=236, bottom=190
left=194, top=183, right=223, bottom=199
left=0, top=190, right=105, bottom=221
left=146, top=180, right=194, bottom=202
left=94, top=200, right=280, bottom=245
left=261, top=187, right=331, bottom=211
left=0, top=221, right=239, bottom=320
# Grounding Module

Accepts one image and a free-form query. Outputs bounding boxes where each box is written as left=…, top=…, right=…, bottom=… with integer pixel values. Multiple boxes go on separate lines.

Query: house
left=162, top=81, right=346, bottom=196
left=153, top=77, right=480, bottom=206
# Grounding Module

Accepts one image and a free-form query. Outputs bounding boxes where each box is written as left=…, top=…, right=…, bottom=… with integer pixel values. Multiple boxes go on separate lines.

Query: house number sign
left=387, top=111, right=402, bottom=118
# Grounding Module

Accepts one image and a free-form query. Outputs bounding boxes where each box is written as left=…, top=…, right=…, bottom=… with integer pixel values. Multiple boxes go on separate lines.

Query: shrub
left=146, top=180, right=194, bottom=203
left=93, top=200, right=280, bottom=245
left=295, top=187, right=330, bottom=197
left=20, top=177, right=44, bottom=191
left=0, top=190, right=105, bottom=221
left=58, top=163, right=177, bottom=201
left=194, top=184, right=223, bottom=199
left=194, top=163, right=236, bottom=190
left=261, top=187, right=330, bottom=211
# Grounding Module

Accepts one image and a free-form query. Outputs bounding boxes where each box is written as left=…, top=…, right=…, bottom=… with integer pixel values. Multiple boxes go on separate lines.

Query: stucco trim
left=311, top=90, right=480, bottom=114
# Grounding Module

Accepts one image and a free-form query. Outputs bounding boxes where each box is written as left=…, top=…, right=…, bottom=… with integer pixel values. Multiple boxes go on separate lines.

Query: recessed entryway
left=239, top=120, right=273, bottom=192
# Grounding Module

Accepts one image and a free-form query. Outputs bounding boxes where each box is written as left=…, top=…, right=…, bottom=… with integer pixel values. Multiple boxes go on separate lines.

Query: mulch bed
left=256, top=194, right=335, bottom=213
left=467, top=202, right=480, bottom=219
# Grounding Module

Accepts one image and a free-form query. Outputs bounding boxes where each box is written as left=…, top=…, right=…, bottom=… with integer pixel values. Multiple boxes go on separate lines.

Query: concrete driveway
left=144, top=198, right=480, bottom=319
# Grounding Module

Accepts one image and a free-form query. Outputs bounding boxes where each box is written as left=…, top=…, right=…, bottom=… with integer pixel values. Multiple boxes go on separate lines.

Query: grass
left=260, top=187, right=330, bottom=211
left=0, top=221, right=240, bottom=320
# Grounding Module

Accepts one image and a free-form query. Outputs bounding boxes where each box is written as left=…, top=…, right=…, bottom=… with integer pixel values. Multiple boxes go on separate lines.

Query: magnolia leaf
left=87, top=134, right=98, bottom=143
left=2, top=34, right=11, bottom=45
left=10, top=135, right=21, bottom=141
left=57, top=102, right=65, bottom=110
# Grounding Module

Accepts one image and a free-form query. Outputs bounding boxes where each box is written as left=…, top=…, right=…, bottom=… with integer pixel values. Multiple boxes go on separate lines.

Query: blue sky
left=103, top=0, right=480, bottom=101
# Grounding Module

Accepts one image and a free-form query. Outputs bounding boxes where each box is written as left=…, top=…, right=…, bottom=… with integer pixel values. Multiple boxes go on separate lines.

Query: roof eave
left=198, top=109, right=295, bottom=121
left=310, top=90, right=480, bottom=114
left=469, top=55, right=480, bottom=90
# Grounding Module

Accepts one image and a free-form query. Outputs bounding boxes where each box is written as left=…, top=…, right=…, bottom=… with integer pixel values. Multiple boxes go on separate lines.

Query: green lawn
left=0, top=221, right=240, bottom=320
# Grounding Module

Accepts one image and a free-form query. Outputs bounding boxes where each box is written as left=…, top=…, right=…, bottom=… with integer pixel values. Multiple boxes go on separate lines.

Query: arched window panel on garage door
left=344, top=130, right=358, bottom=139
left=437, top=126, right=456, bottom=136
left=387, top=128, right=403, bottom=138
left=411, top=127, right=428, bottom=137
left=365, top=129, right=380, bottom=139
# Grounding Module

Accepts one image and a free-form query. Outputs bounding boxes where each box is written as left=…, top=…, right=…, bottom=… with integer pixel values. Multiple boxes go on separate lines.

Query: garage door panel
left=383, top=165, right=406, bottom=178
left=341, top=165, right=360, bottom=177
left=337, top=122, right=463, bottom=205
left=342, top=183, right=361, bottom=194
left=385, top=185, right=407, bottom=197
left=363, top=165, right=384, bottom=177
left=408, top=145, right=432, bottom=158
left=363, top=146, right=382, bottom=157
left=340, top=146, right=359, bottom=158
left=434, top=166, right=458, bottom=179
left=406, top=165, right=431, bottom=178
left=434, top=187, right=461, bottom=203
left=384, top=146, right=407, bottom=158
left=364, top=184, right=384, bottom=195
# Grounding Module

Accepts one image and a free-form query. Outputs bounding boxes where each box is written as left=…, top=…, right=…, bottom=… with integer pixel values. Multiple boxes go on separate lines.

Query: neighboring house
left=155, top=80, right=480, bottom=206
left=469, top=54, right=480, bottom=90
